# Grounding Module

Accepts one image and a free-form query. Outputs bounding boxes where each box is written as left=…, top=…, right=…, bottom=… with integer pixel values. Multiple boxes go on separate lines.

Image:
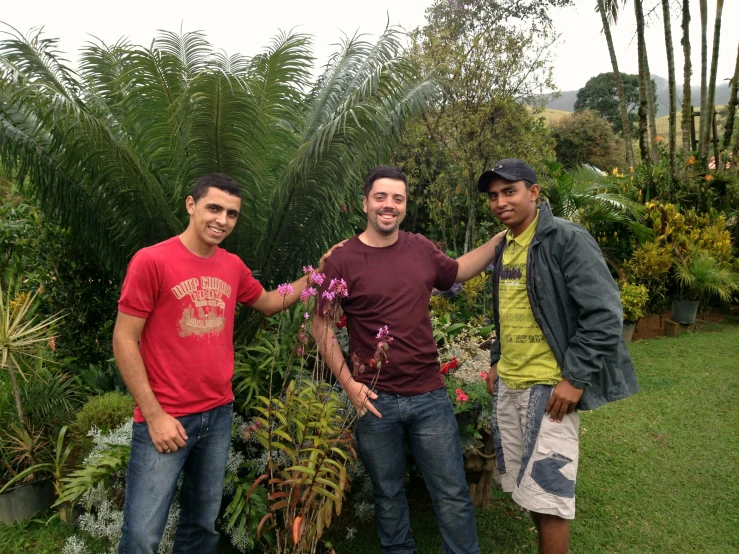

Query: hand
left=486, top=363, right=498, bottom=396
left=316, top=240, right=347, bottom=273
left=345, top=378, right=381, bottom=419
left=545, top=379, right=583, bottom=423
left=147, top=412, right=188, bottom=453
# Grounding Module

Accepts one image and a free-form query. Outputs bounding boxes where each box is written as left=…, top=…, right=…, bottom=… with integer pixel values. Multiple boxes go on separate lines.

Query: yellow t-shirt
left=497, top=212, right=562, bottom=389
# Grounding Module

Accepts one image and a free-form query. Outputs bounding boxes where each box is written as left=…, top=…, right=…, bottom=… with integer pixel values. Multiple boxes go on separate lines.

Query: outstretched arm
left=251, top=241, right=346, bottom=316
left=455, top=230, right=506, bottom=283
left=312, top=312, right=381, bottom=418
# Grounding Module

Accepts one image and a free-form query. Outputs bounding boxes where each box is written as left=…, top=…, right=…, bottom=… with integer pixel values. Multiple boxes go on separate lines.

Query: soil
left=631, top=305, right=739, bottom=342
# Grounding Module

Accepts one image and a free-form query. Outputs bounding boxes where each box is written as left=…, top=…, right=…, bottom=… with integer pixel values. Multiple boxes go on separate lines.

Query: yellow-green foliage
left=462, top=273, right=488, bottom=307
left=620, top=283, right=649, bottom=323
left=250, top=380, right=354, bottom=548
left=430, top=294, right=455, bottom=317
left=624, top=242, right=673, bottom=285
left=73, top=391, right=135, bottom=438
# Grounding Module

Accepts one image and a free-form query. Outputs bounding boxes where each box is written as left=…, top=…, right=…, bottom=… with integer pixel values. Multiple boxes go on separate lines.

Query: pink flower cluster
left=300, top=287, right=317, bottom=303
left=351, top=325, right=393, bottom=376
left=303, top=265, right=325, bottom=287
left=455, top=388, right=469, bottom=403
left=321, top=278, right=349, bottom=302
left=277, top=283, right=293, bottom=297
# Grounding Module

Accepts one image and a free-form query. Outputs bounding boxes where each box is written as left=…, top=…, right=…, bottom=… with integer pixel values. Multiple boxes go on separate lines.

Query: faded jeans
left=118, top=401, right=233, bottom=554
left=355, top=388, right=480, bottom=554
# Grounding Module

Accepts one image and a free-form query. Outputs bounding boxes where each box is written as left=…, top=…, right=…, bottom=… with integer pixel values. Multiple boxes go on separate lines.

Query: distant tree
left=551, top=109, right=626, bottom=171
left=595, top=0, right=635, bottom=168
left=574, top=72, right=647, bottom=134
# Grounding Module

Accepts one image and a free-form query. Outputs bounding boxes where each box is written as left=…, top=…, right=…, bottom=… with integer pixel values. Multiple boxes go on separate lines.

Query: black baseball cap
left=477, top=158, right=538, bottom=192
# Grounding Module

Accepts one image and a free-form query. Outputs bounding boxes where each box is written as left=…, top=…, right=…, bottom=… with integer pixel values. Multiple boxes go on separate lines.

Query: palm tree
left=703, top=0, right=724, bottom=163
left=596, top=0, right=635, bottom=169
left=634, top=0, right=652, bottom=164
left=0, top=26, right=436, bottom=338
left=698, top=0, right=708, bottom=161
left=540, top=162, right=651, bottom=244
left=722, top=41, right=739, bottom=153
left=661, top=0, right=678, bottom=180
left=680, top=0, right=693, bottom=152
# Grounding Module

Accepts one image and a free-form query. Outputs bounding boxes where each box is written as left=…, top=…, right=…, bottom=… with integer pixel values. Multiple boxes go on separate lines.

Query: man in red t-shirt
left=114, top=173, right=338, bottom=554
left=313, top=166, right=504, bottom=554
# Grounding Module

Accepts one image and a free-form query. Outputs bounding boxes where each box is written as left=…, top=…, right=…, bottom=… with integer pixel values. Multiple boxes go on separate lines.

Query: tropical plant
left=593, top=0, right=635, bottom=167
left=674, top=249, right=739, bottom=304
left=0, top=282, right=64, bottom=427
left=0, top=25, right=436, bottom=340
left=539, top=162, right=651, bottom=243
left=246, top=379, right=355, bottom=553
left=619, top=282, right=649, bottom=323
left=0, top=425, right=73, bottom=504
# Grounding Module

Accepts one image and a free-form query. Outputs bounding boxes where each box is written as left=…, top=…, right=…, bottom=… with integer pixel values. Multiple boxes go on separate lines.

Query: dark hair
left=191, top=173, right=242, bottom=202
left=363, top=166, right=409, bottom=197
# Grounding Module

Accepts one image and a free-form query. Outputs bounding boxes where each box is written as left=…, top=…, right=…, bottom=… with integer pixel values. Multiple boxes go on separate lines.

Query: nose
left=216, top=211, right=228, bottom=226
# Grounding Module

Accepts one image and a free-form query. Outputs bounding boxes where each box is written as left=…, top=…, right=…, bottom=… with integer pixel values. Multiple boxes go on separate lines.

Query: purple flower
left=310, top=272, right=326, bottom=286
left=277, top=283, right=293, bottom=297
left=322, top=291, right=335, bottom=301
left=441, top=283, right=463, bottom=298
left=376, top=325, right=391, bottom=341
left=327, top=278, right=349, bottom=299
left=304, top=312, right=310, bottom=320
left=300, top=287, right=317, bottom=303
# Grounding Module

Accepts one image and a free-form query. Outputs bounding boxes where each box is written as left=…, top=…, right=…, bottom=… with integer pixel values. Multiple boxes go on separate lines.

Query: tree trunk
left=634, top=0, right=651, bottom=164
left=723, top=41, right=739, bottom=153
left=704, top=0, right=724, bottom=163
left=597, top=0, right=635, bottom=169
left=662, top=0, right=678, bottom=180
left=681, top=0, right=693, bottom=152
left=463, top=177, right=477, bottom=254
left=698, top=0, right=709, bottom=163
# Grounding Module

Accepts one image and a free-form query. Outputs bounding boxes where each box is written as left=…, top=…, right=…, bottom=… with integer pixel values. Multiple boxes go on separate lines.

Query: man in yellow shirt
left=479, top=159, right=638, bottom=554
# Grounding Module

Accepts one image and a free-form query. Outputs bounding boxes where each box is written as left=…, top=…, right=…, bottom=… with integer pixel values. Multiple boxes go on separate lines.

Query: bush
left=551, top=110, right=626, bottom=171
left=73, top=392, right=135, bottom=440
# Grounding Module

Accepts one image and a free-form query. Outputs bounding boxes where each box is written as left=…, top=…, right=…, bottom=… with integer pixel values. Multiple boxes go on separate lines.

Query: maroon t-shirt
left=318, top=232, right=459, bottom=395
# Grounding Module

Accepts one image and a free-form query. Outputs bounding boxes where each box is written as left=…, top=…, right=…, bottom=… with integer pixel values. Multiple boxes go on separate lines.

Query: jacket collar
left=532, top=201, right=556, bottom=243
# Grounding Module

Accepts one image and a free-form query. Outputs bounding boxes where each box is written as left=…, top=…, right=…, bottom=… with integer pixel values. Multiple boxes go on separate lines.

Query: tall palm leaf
left=0, top=26, right=437, bottom=340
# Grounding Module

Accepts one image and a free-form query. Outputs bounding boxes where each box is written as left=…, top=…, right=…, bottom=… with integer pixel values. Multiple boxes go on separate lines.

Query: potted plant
left=619, top=282, right=648, bottom=343
left=0, top=282, right=64, bottom=522
left=673, top=250, right=739, bottom=325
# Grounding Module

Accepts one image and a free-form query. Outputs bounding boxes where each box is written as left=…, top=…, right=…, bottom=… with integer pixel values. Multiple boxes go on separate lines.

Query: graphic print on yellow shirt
left=498, top=212, right=562, bottom=389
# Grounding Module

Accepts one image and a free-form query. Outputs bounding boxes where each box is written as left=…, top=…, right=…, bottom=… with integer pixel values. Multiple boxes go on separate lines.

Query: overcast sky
left=2, top=0, right=737, bottom=93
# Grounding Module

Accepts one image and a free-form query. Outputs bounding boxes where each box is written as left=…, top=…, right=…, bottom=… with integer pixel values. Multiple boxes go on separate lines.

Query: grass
left=330, top=320, right=739, bottom=553
left=3, top=321, right=738, bottom=553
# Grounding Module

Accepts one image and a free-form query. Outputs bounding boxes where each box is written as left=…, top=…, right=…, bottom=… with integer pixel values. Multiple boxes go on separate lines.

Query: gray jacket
left=490, top=202, right=639, bottom=411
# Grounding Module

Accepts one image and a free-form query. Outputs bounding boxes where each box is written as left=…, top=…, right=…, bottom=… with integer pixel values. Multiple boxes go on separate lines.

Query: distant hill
left=544, top=75, right=732, bottom=117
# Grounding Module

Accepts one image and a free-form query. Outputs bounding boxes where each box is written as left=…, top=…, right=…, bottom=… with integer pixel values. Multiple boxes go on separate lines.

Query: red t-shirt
left=118, top=237, right=263, bottom=422
left=317, top=232, right=458, bottom=395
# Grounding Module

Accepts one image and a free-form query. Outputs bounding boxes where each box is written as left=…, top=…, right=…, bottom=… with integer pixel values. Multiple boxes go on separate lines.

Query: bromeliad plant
left=0, top=282, right=64, bottom=429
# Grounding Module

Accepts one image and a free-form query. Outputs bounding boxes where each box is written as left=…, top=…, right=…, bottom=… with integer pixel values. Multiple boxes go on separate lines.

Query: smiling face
left=184, top=186, right=241, bottom=256
left=363, top=177, right=407, bottom=241
left=487, top=178, right=540, bottom=237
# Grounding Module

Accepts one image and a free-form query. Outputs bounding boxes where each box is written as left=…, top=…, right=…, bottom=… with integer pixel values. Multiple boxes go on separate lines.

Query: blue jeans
left=355, top=388, right=479, bottom=554
left=118, top=401, right=233, bottom=554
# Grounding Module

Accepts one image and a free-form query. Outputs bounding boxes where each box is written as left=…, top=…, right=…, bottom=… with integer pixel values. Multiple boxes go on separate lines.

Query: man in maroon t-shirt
left=114, top=173, right=339, bottom=554
left=314, top=166, right=504, bottom=554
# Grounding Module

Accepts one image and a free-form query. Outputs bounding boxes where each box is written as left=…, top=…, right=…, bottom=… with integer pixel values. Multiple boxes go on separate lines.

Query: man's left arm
left=455, top=230, right=506, bottom=283
left=545, top=229, right=623, bottom=422
left=250, top=241, right=345, bottom=316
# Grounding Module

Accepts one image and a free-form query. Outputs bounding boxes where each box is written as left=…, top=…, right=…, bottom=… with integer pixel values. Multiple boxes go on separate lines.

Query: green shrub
left=73, top=392, right=135, bottom=439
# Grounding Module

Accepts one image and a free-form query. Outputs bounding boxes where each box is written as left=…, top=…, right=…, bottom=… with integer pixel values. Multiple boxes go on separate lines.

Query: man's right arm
left=312, top=312, right=381, bottom=418
left=112, top=311, right=188, bottom=453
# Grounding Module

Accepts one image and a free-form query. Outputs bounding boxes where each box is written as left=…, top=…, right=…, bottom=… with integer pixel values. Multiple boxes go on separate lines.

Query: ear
left=186, top=196, right=195, bottom=215
left=528, top=184, right=540, bottom=201
left=362, top=196, right=368, bottom=214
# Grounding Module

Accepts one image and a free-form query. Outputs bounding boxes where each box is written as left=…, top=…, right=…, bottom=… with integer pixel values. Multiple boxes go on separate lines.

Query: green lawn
left=330, top=321, right=739, bottom=553
left=3, top=322, right=738, bottom=553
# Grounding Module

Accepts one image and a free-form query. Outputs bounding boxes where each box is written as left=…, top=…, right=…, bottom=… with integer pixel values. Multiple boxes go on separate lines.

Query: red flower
left=455, top=388, right=469, bottom=402
left=336, top=314, right=347, bottom=329
left=440, top=356, right=458, bottom=375
left=479, top=371, right=488, bottom=381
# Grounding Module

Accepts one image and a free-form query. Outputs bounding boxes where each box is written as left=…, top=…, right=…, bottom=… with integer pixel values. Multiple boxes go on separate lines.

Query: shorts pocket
left=531, top=437, right=578, bottom=498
